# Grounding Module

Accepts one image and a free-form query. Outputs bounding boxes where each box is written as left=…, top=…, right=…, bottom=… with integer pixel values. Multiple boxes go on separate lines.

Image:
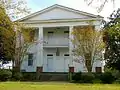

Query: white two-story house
left=18, top=4, right=104, bottom=73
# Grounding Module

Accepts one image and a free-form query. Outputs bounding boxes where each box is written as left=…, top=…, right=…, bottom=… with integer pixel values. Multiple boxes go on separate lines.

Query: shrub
left=0, top=69, right=12, bottom=81
left=12, top=72, right=23, bottom=81
left=72, top=72, right=95, bottom=83
left=22, top=73, right=36, bottom=81
left=81, top=73, right=95, bottom=83
left=72, top=72, right=82, bottom=82
left=100, top=72, right=115, bottom=84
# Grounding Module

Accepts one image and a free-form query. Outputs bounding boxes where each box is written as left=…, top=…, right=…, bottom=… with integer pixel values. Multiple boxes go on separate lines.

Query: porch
left=43, top=47, right=72, bottom=72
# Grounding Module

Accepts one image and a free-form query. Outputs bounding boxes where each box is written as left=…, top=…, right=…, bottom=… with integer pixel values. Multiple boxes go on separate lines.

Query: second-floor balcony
left=43, top=27, right=69, bottom=47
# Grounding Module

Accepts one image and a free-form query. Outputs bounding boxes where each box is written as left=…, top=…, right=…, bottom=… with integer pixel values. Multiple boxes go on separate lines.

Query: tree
left=85, top=0, right=115, bottom=12
left=104, top=8, right=120, bottom=71
left=72, top=24, right=105, bottom=72
left=14, top=23, right=36, bottom=71
left=0, top=0, right=30, bottom=19
left=0, top=0, right=31, bottom=70
left=0, top=6, right=15, bottom=62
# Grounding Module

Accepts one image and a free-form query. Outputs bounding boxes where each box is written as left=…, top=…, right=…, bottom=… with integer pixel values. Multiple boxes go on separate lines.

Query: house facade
left=18, top=4, right=104, bottom=73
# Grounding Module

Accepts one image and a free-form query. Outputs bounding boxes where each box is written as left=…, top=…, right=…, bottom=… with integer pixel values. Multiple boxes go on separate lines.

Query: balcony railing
left=43, top=38, right=69, bottom=46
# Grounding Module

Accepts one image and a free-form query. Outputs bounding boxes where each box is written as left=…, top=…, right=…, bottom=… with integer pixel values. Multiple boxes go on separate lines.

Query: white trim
left=19, top=18, right=103, bottom=24
left=43, top=46, right=69, bottom=48
left=22, top=20, right=101, bottom=28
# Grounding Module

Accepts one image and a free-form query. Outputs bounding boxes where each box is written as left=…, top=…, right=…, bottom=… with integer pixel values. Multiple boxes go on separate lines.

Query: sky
left=26, top=0, right=120, bottom=19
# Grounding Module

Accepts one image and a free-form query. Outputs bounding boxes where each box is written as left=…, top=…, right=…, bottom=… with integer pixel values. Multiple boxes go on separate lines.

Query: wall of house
left=73, top=60, right=104, bottom=72
left=20, top=42, right=38, bottom=72
left=20, top=26, right=104, bottom=73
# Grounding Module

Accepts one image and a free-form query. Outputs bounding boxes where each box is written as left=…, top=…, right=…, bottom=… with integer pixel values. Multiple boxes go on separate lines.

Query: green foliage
left=12, top=72, right=23, bottom=81
left=72, top=72, right=82, bottom=82
left=0, top=69, right=12, bottom=81
left=0, top=6, right=15, bottom=61
left=104, top=8, right=120, bottom=71
left=22, top=73, right=36, bottom=81
left=14, top=24, right=36, bottom=69
left=72, top=72, right=116, bottom=84
left=72, top=72, right=95, bottom=83
left=72, top=25, right=104, bottom=72
left=100, top=72, right=115, bottom=84
left=81, top=73, right=95, bottom=83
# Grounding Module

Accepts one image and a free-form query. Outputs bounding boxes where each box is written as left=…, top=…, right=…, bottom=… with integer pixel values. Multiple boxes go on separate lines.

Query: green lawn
left=0, top=82, right=120, bottom=90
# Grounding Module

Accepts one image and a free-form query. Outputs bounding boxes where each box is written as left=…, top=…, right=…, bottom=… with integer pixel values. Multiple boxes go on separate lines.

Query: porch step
left=39, top=73, right=68, bottom=81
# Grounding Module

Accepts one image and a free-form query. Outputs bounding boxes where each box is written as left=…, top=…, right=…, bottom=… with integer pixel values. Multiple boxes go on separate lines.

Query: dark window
left=48, top=31, right=54, bottom=39
left=95, top=67, right=102, bottom=73
left=64, top=54, right=69, bottom=56
left=64, top=31, right=69, bottom=33
left=64, top=31, right=69, bottom=38
left=47, top=54, right=53, bottom=56
left=48, top=31, right=54, bottom=33
left=28, top=53, right=33, bottom=66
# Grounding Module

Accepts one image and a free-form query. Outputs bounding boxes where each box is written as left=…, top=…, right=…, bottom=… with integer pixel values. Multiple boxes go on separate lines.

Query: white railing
left=43, top=38, right=69, bottom=46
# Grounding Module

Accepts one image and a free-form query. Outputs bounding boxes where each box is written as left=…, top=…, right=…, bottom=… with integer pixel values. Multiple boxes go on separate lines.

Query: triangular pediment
left=28, top=7, right=91, bottom=21
left=18, top=4, right=102, bottom=22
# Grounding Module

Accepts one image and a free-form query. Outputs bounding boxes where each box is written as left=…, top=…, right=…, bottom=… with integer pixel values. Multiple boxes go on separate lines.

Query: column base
left=36, top=67, right=43, bottom=73
left=69, top=67, right=74, bottom=73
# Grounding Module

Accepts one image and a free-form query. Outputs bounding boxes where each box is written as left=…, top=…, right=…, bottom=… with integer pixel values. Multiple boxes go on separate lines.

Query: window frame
left=28, top=53, right=34, bottom=66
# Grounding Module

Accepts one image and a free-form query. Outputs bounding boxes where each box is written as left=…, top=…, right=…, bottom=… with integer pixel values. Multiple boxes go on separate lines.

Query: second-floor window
left=48, top=31, right=54, bottom=39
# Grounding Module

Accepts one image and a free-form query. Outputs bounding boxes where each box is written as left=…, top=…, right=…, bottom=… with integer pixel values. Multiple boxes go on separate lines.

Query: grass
left=0, top=82, right=120, bottom=90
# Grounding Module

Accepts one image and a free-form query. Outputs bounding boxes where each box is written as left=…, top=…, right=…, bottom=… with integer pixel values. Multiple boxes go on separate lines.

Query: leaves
left=0, top=6, right=15, bottom=61
left=72, top=25, right=105, bottom=72
left=85, top=0, right=115, bottom=13
left=104, top=8, right=120, bottom=71
left=0, top=0, right=31, bottom=19
left=14, top=23, right=36, bottom=68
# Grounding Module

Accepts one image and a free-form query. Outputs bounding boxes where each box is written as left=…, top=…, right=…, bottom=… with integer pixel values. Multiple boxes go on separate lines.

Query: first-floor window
left=28, top=53, right=33, bottom=66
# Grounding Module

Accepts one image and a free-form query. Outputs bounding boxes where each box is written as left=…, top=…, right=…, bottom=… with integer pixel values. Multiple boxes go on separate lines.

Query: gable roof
left=17, top=4, right=103, bottom=22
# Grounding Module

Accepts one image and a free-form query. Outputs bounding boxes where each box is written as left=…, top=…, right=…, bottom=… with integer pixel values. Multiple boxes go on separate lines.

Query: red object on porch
left=37, top=67, right=43, bottom=72
left=69, top=67, right=74, bottom=72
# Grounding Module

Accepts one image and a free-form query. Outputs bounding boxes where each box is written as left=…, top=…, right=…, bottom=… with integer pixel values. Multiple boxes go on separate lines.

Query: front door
left=47, top=54, right=53, bottom=72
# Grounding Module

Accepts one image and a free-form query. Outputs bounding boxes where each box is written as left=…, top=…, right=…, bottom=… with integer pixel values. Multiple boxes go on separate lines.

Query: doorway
left=47, top=54, right=53, bottom=72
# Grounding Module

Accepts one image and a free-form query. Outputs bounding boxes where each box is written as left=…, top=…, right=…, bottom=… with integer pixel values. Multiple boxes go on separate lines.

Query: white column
left=69, top=26, right=74, bottom=67
left=37, top=27, right=43, bottom=67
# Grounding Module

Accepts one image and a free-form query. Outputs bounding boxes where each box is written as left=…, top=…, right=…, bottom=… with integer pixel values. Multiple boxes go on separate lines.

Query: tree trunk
left=14, top=48, right=21, bottom=72
left=85, top=53, right=92, bottom=72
